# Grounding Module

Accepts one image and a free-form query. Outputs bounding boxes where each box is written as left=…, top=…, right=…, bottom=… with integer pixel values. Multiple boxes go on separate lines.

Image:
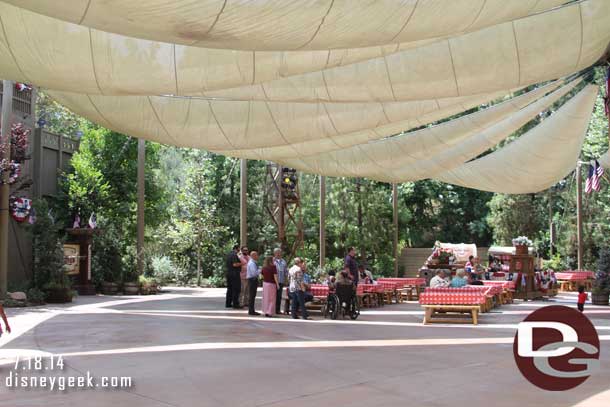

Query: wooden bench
left=422, top=304, right=480, bottom=325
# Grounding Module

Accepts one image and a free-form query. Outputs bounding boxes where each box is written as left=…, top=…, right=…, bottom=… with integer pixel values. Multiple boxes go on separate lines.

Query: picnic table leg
left=423, top=307, right=433, bottom=324
left=472, top=308, right=479, bottom=325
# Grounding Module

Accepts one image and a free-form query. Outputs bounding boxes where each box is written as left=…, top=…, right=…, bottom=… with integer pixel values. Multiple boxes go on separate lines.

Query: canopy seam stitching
left=574, top=3, right=584, bottom=70
left=85, top=95, right=115, bottom=130
left=207, top=100, right=237, bottom=148
left=251, top=51, right=257, bottom=85
left=461, top=0, right=488, bottom=32
left=511, top=22, right=522, bottom=86
left=263, top=100, right=301, bottom=155
left=390, top=0, right=420, bottom=42
left=173, top=45, right=179, bottom=95
left=446, top=39, right=461, bottom=96
left=147, top=96, right=179, bottom=145
left=87, top=28, right=104, bottom=95
left=383, top=55, right=398, bottom=102
left=297, top=0, right=335, bottom=50
left=78, top=0, right=93, bottom=25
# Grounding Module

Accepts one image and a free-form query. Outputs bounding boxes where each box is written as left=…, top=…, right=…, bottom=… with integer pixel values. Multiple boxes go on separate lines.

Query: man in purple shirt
left=344, top=247, right=359, bottom=285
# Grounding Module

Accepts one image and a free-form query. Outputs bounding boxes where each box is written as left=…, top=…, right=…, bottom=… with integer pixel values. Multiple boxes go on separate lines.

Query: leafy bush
left=150, top=256, right=175, bottom=284
left=543, top=253, right=567, bottom=272
left=28, top=200, right=67, bottom=290
left=91, top=221, right=124, bottom=285
left=593, top=248, right=610, bottom=296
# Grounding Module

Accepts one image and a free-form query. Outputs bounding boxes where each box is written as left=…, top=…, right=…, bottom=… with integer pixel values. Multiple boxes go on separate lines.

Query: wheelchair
left=324, top=283, right=360, bottom=320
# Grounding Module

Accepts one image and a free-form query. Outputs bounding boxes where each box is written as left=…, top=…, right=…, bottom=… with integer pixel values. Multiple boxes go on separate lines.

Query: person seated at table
left=430, top=270, right=450, bottom=288
left=336, top=267, right=354, bottom=285
left=358, top=264, right=374, bottom=284
left=450, top=269, right=468, bottom=287
left=323, top=270, right=337, bottom=290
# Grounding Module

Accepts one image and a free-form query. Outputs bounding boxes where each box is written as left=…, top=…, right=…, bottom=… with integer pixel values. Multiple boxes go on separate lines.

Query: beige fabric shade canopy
left=5, top=0, right=568, bottom=51
left=0, top=0, right=606, bottom=193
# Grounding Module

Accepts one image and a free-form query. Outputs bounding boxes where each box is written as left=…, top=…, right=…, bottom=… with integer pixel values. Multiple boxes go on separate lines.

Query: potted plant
left=45, top=278, right=75, bottom=303
left=592, top=248, right=610, bottom=305
left=512, top=236, right=533, bottom=255
left=139, top=275, right=158, bottom=295
left=122, top=268, right=140, bottom=295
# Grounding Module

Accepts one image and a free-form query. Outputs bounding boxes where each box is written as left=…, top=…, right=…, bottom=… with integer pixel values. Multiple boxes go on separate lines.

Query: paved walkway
left=0, top=287, right=608, bottom=406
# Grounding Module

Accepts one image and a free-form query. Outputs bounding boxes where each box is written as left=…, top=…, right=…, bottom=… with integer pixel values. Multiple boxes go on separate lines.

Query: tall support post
left=549, top=192, right=553, bottom=257
left=319, top=176, right=326, bottom=268
left=0, top=80, right=13, bottom=298
left=137, top=138, right=145, bottom=276
left=240, top=159, right=247, bottom=247
left=576, top=163, right=583, bottom=271
left=392, top=183, right=399, bottom=277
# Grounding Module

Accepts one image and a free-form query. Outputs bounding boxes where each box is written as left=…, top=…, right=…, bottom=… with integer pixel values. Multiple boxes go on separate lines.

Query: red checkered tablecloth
left=482, top=281, right=515, bottom=290
left=419, top=291, right=486, bottom=305
left=309, top=284, right=329, bottom=298
left=377, top=281, right=398, bottom=291
left=358, top=283, right=384, bottom=294
left=555, top=271, right=595, bottom=281
left=378, top=278, right=427, bottom=287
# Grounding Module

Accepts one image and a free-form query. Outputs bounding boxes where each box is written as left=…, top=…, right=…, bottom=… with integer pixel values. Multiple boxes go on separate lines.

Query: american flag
left=593, top=160, right=604, bottom=191
left=584, top=164, right=594, bottom=194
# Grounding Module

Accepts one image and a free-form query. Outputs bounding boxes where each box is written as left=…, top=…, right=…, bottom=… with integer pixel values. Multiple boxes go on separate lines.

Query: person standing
left=344, top=247, right=359, bottom=285
left=0, top=302, right=11, bottom=338
left=238, top=246, right=250, bottom=307
left=246, top=251, right=261, bottom=316
left=288, top=257, right=309, bottom=320
left=225, top=245, right=242, bottom=309
left=261, top=256, right=279, bottom=317
left=273, top=248, right=288, bottom=314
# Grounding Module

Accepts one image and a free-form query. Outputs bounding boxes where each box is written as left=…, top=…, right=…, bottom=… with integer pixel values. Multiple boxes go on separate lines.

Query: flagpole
left=576, top=162, right=583, bottom=271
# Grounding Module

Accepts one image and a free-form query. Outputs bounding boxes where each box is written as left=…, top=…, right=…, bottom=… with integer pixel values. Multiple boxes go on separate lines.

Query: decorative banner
left=15, top=82, right=32, bottom=92
left=10, top=196, right=32, bottom=222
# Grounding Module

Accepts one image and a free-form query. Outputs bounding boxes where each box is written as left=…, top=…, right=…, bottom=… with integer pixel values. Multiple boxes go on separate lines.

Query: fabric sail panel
left=219, top=80, right=564, bottom=160
left=433, top=85, right=599, bottom=194
left=46, top=87, right=522, bottom=153
left=274, top=80, right=578, bottom=179
left=0, top=0, right=607, bottom=100
left=4, top=0, right=567, bottom=50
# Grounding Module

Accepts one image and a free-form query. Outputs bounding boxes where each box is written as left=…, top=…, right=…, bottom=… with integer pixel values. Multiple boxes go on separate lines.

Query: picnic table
left=555, top=271, right=594, bottom=291
left=419, top=288, right=487, bottom=325
left=377, top=277, right=427, bottom=301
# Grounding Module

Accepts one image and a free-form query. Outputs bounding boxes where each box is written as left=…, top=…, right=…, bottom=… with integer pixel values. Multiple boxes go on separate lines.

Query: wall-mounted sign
left=63, top=244, right=80, bottom=275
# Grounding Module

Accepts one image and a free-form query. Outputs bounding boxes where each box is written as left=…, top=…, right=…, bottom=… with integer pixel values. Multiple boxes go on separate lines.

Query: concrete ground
left=0, top=287, right=608, bottom=407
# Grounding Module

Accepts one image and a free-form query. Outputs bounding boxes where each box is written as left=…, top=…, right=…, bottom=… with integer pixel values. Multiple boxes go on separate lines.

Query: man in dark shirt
left=344, top=247, right=359, bottom=285
left=225, top=244, right=242, bottom=308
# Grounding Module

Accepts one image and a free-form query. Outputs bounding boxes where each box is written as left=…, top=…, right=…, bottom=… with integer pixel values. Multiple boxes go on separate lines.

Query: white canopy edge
left=433, top=85, right=599, bottom=193
left=4, top=0, right=567, bottom=51
left=598, top=151, right=610, bottom=168
left=274, top=80, right=579, bottom=181
left=0, top=0, right=606, bottom=100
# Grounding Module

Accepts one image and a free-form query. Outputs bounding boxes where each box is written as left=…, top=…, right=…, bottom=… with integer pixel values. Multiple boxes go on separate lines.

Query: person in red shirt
left=577, top=285, right=588, bottom=312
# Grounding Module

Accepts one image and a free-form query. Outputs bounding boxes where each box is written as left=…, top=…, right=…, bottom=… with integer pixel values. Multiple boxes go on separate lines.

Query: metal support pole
left=549, top=193, right=553, bottom=257
left=576, top=163, right=583, bottom=271
left=240, top=159, right=247, bottom=247
left=0, top=80, right=13, bottom=298
left=392, top=183, right=399, bottom=277
left=319, top=176, right=326, bottom=268
left=136, top=138, right=145, bottom=276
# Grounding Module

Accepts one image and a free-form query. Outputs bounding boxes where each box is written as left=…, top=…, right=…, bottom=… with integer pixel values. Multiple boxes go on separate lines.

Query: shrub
left=593, top=248, right=610, bottom=296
